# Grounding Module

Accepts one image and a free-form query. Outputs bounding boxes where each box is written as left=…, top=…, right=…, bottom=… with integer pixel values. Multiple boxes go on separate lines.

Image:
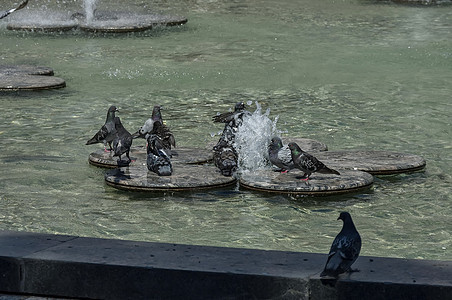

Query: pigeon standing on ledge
left=288, top=142, right=340, bottom=180
left=112, top=117, right=133, bottom=166
left=268, top=136, right=294, bottom=173
left=321, top=212, right=361, bottom=278
left=86, top=106, right=118, bottom=151
left=0, top=0, right=28, bottom=20
left=132, top=105, right=176, bottom=157
left=146, top=134, right=172, bottom=176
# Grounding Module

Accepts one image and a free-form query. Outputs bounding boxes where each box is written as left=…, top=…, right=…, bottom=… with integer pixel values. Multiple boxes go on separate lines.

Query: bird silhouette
left=112, top=117, right=133, bottom=166
left=86, top=106, right=118, bottom=152
left=321, top=212, right=361, bottom=278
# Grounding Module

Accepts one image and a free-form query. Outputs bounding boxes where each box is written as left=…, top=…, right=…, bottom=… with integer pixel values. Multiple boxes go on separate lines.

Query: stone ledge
left=0, top=230, right=450, bottom=299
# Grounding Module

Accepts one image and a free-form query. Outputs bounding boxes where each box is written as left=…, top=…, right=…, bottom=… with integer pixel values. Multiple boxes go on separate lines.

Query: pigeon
left=132, top=105, right=176, bottom=156
left=0, top=0, right=28, bottom=20
left=112, top=117, right=133, bottom=165
left=321, top=212, right=362, bottom=278
left=212, top=102, right=250, bottom=176
left=268, top=136, right=294, bottom=173
left=213, top=141, right=238, bottom=177
left=212, top=102, right=250, bottom=124
left=288, top=142, right=340, bottom=180
left=86, top=106, right=119, bottom=151
left=146, top=134, right=172, bottom=176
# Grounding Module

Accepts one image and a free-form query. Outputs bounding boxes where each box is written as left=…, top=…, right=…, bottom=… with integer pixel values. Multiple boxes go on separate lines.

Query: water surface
left=0, top=0, right=451, bottom=260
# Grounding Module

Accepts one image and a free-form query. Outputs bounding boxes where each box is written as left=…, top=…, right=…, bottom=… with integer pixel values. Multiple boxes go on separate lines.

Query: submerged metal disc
left=312, top=150, right=426, bottom=175
left=7, top=10, right=187, bottom=33
left=105, top=164, right=236, bottom=192
left=89, top=146, right=213, bottom=168
left=239, top=169, right=373, bottom=195
left=0, top=65, right=54, bottom=76
left=7, top=21, right=78, bottom=32
left=0, top=74, right=66, bottom=91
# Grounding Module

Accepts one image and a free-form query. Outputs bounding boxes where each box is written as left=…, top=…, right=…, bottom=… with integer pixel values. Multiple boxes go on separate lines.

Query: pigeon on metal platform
left=268, top=136, right=294, bottom=173
left=86, top=105, right=118, bottom=151
left=0, top=0, right=28, bottom=20
left=288, top=142, right=340, bottom=180
left=112, top=117, right=133, bottom=166
left=213, top=140, right=238, bottom=177
left=212, top=102, right=250, bottom=176
left=146, top=134, right=172, bottom=176
left=321, top=212, right=361, bottom=278
left=212, top=102, right=251, bottom=124
left=132, top=105, right=176, bottom=156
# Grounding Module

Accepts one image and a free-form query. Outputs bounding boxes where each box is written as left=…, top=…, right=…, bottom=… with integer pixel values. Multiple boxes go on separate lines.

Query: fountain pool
left=0, top=0, right=451, bottom=261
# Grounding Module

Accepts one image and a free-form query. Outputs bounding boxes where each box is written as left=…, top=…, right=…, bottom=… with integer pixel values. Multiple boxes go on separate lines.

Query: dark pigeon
left=112, top=117, right=133, bottom=166
left=146, top=134, right=172, bottom=176
left=268, top=136, right=294, bottom=173
left=288, top=142, right=340, bottom=180
left=0, top=0, right=28, bottom=20
left=212, top=102, right=250, bottom=123
left=132, top=105, right=176, bottom=156
left=86, top=106, right=118, bottom=151
left=213, top=141, right=238, bottom=177
left=321, top=212, right=361, bottom=278
left=212, top=102, right=251, bottom=176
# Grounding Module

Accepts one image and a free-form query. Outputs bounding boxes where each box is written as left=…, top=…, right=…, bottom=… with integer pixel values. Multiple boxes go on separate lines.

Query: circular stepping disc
left=105, top=164, right=236, bottom=192
left=89, top=146, right=212, bottom=168
left=79, top=21, right=153, bottom=33
left=312, top=150, right=426, bottom=175
left=7, top=21, right=78, bottom=32
left=0, top=74, right=66, bottom=91
left=239, top=169, right=373, bottom=195
left=0, top=65, right=54, bottom=76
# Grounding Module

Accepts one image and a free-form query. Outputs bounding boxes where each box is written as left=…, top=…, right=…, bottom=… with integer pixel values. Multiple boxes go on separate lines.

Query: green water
left=0, top=0, right=451, bottom=260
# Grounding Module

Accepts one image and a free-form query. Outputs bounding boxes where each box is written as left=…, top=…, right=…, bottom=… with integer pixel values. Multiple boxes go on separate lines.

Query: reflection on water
left=0, top=0, right=451, bottom=260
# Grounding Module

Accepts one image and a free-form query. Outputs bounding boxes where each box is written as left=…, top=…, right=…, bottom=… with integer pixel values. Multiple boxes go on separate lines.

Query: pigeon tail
left=318, top=166, right=340, bottom=176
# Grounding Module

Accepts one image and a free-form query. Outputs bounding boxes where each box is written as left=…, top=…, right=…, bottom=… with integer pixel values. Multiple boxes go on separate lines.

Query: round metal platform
left=239, top=169, right=373, bottom=196
left=312, top=150, right=426, bottom=175
left=105, top=163, right=236, bottom=192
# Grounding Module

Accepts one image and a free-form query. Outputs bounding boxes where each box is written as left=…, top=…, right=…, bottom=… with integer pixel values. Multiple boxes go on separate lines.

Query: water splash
left=83, top=0, right=98, bottom=23
left=234, top=102, right=280, bottom=173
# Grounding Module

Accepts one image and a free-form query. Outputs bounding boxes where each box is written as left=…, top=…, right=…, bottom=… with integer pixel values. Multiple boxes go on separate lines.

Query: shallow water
left=0, top=0, right=451, bottom=260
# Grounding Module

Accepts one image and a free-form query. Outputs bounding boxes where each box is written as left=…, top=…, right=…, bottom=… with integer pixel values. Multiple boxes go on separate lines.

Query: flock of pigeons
left=1, top=0, right=362, bottom=282
left=86, top=105, right=175, bottom=175
left=86, top=105, right=360, bottom=279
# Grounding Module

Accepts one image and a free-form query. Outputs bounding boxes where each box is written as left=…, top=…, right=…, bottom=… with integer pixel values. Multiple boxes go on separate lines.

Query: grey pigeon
left=268, top=136, right=294, bottom=173
left=321, top=212, right=361, bottom=277
left=132, top=105, right=176, bottom=156
left=212, top=102, right=250, bottom=176
left=86, top=106, right=118, bottom=151
left=288, top=142, right=340, bottom=180
left=146, top=134, right=172, bottom=176
left=0, top=0, right=28, bottom=20
left=112, top=117, right=133, bottom=166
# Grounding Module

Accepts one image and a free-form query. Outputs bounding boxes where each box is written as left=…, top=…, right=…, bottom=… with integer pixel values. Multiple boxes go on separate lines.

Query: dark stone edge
left=0, top=230, right=450, bottom=300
